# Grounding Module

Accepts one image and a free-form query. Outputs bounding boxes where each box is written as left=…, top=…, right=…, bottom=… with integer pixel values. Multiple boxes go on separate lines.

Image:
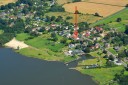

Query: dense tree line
left=78, top=22, right=89, bottom=32
left=104, top=32, right=128, bottom=46
left=72, top=0, right=81, bottom=2
left=113, top=70, right=128, bottom=85
left=0, top=18, right=25, bottom=46
left=49, top=5, right=65, bottom=12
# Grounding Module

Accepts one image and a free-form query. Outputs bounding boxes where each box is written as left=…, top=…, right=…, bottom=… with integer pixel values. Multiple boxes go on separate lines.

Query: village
left=0, top=0, right=128, bottom=84
left=0, top=0, right=128, bottom=67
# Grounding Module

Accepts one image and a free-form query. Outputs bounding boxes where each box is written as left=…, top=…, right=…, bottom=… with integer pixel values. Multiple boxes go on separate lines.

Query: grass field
left=76, top=66, right=124, bottom=85
left=46, top=12, right=102, bottom=24
left=16, top=33, right=78, bottom=62
left=0, top=0, right=17, bottom=6
left=63, top=2, right=124, bottom=17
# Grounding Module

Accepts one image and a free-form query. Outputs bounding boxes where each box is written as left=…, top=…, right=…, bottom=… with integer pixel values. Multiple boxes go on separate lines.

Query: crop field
left=57, top=0, right=128, bottom=6
left=0, top=0, right=17, bottom=6
left=90, top=8, right=128, bottom=32
left=46, top=12, right=102, bottom=24
left=63, top=2, right=125, bottom=17
left=83, top=0, right=128, bottom=7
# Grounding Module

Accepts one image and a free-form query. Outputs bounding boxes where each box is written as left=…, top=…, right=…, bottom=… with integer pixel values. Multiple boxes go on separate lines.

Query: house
left=49, top=0, right=55, bottom=6
left=93, top=37, right=96, bottom=41
left=105, top=43, right=110, bottom=48
left=96, top=37, right=101, bottom=41
left=90, top=46, right=95, bottom=50
left=64, top=50, right=73, bottom=56
left=17, top=13, right=23, bottom=18
left=65, top=49, right=85, bottom=56
left=85, top=64, right=99, bottom=69
left=51, top=24, right=57, bottom=28
left=83, top=31, right=90, bottom=37
left=0, top=12, right=6, bottom=18
left=68, top=44, right=76, bottom=48
left=95, top=27, right=103, bottom=32
left=114, top=58, right=122, bottom=65
left=9, top=15, right=17, bottom=19
left=9, top=22, right=15, bottom=27
left=95, top=43, right=100, bottom=49
left=114, top=46, right=120, bottom=51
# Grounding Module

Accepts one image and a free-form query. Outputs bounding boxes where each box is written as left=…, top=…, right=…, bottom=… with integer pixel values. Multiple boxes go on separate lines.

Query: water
left=0, top=48, right=97, bottom=85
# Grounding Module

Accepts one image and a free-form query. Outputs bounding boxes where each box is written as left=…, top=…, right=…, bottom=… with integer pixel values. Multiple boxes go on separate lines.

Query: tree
left=72, top=0, right=81, bottom=2
left=51, top=16, right=56, bottom=21
left=103, top=55, right=109, bottom=58
left=125, top=4, right=128, bottom=7
left=83, top=47, right=90, bottom=53
left=49, top=5, right=65, bottom=12
left=124, top=25, right=128, bottom=34
left=106, top=60, right=115, bottom=67
left=116, top=18, right=122, bottom=22
left=45, top=16, right=51, bottom=22
left=103, top=50, right=107, bottom=54
left=66, top=16, right=72, bottom=20
left=60, top=38, right=67, bottom=44
left=123, top=36, right=128, bottom=45
left=51, top=32, right=56, bottom=38
left=53, top=36, right=58, bottom=42
left=78, top=22, right=89, bottom=32
left=109, top=55, right=114, bottom=61
left=22, top=8, right=29, bottom=14
left=94, top=12, right=100, bottom=17
left=55, top=16, right=63, bottom=22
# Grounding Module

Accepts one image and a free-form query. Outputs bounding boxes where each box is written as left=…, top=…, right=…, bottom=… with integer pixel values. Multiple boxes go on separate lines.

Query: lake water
left=0, top=48, right=97, bottom=85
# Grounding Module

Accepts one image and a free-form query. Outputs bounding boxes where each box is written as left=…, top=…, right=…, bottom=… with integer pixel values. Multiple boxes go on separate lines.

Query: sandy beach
left=5, top=38, right=29, bottom=49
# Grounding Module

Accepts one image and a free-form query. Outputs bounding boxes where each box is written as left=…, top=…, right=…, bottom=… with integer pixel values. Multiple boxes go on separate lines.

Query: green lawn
left=16, top=33, right=65, bottom=52
left=17, top=47, right=64, bottom=61
left=76, top=49, right=124, bottom=85
left=108, top=48, right=117, bottom=55
left=90, top=8, right=128, bottom=32
left=0, top=30, right=3, bottom=34
left=16, top=33, right=31, bottom=41
left=16, top=33, right=78, bottom=63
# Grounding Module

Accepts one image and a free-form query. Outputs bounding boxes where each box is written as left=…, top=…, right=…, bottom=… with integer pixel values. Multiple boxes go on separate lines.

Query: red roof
left=95, top=27, right=103, bottom=31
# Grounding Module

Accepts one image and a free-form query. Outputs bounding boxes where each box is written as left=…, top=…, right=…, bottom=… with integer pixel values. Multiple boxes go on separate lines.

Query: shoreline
left=3, top=46, right=99, bottom=85
left=4, top=38, right=29, bottom=50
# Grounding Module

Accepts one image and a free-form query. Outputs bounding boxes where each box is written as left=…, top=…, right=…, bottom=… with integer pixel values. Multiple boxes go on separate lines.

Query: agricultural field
left=63, top=2, right=125, bottom=17
left=83, top=0, right=128, bottom=7
left=91, top=8, right=128, bottom=32
left=46, top=12, right=102, bottom=24
left=57, top=0, right=128, bottom=6
left=0, top=0, right=17, bottom=6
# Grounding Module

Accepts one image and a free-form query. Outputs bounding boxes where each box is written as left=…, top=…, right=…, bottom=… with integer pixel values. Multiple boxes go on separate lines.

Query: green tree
left=109, top=55, right=114, bottom=61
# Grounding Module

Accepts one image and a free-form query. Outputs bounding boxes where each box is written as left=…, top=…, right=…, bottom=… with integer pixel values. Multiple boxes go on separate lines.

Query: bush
left=49, top=5, right=65, bottom=12
left=125, top=4, right=128, bottom=7
left=94, top=12, right=100, bottom=17
left=72, top=0, right=81, bottom=2
left=116, top=18, right=122, bottom=22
